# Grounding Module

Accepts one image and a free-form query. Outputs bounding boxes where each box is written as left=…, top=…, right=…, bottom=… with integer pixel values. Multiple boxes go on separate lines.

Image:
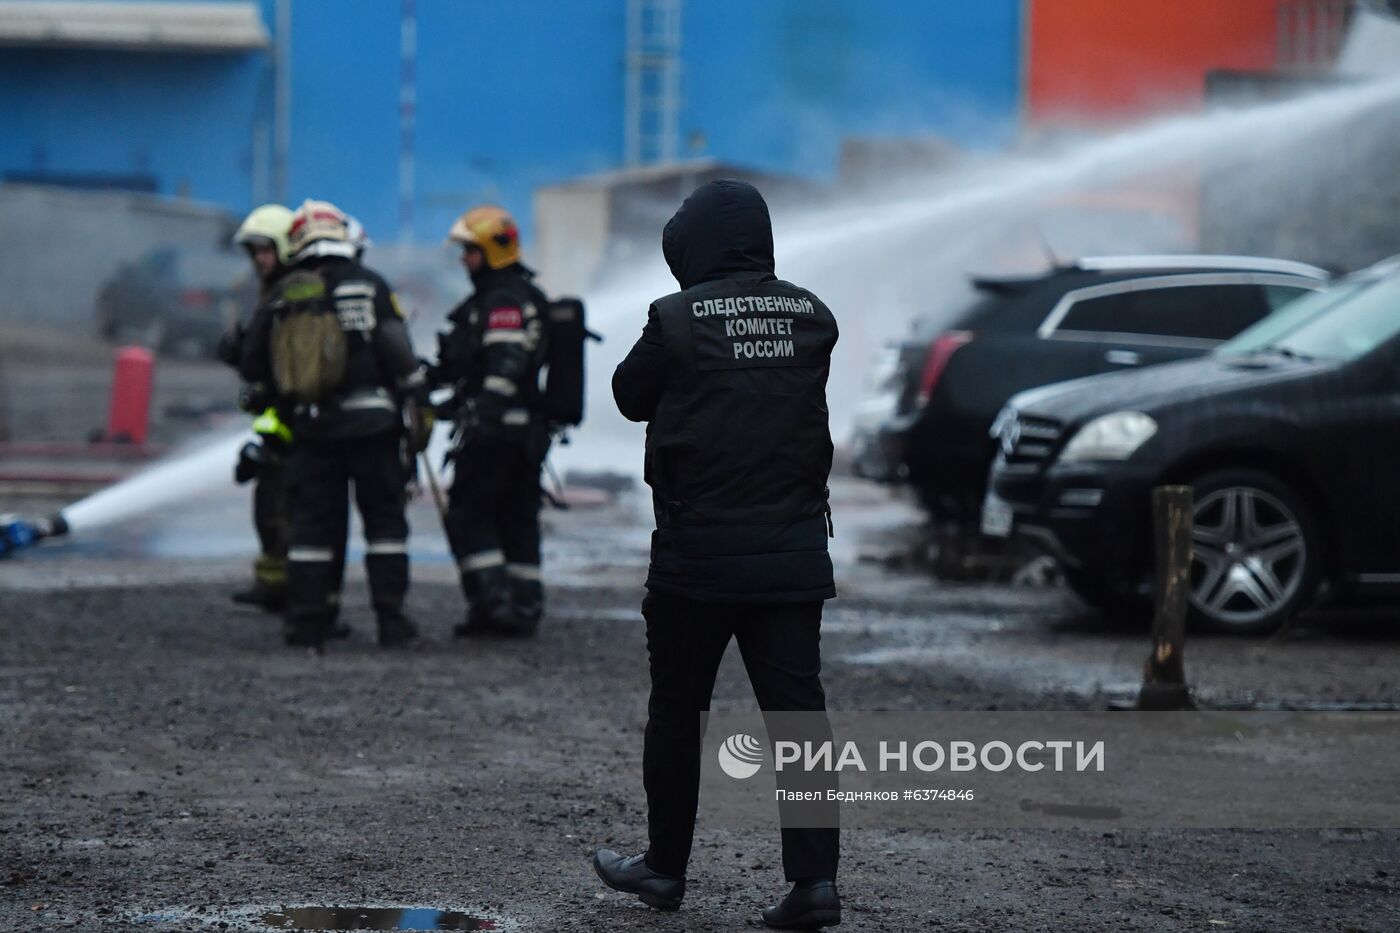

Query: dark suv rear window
left=1055, top=283, right=1276, bottom=342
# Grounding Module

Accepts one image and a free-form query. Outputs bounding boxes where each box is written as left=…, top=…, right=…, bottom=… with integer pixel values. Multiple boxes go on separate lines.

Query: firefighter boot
left=376, top=611, right=419, bottom=648
left=232, top=554, right=288, bottom=612
left=283, top=612, right=331, bottom=651
left=503, top=575, right=543, bottom=638
left=453, top=565, right=514, bottom=637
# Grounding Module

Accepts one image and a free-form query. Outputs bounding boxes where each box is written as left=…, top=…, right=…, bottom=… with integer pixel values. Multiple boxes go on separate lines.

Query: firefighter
left=219, top=204, right=295, bottom=611
left=240, top=199, right=429, bottom=649
left=593, top=180, right=842, bottom=928
left=433, top=206, right=551, bottom=637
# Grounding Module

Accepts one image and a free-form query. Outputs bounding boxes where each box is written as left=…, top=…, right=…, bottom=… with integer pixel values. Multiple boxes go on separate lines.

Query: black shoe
left=510, top=578, right=543, bottom=637
left=453, top=608, right=499, bottom=638
left=328, top=619, right=353, bottom=640
left=497, top=611, right=540, bottom=638
left=761, top=880, right=841, bottom=929
left=377, top=614, right=419, bottom=648
left=283, top=621, right=324, bottom=651
left=232, top=584, right=286, bottom=612
left=592, top=849, right=684, bottom=911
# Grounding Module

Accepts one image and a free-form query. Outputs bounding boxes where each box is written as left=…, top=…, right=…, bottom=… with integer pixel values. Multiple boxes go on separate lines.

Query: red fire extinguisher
left=106, top=345, right=154, bottom=445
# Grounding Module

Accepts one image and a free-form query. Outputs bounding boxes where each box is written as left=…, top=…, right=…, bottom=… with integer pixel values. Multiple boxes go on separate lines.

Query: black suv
left=878, top=256, right=1329, bottom=521
left=96, top=247, right=252, bottom=358
left=985, top=259, right=1400, bottom=634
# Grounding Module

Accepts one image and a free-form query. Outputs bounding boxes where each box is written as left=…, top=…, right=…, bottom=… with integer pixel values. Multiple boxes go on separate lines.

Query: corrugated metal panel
left=0, top=1, right=268, bottom=52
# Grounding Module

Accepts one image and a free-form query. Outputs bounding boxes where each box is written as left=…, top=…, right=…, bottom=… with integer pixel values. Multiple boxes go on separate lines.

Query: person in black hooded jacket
left=593, top=180, right=842, bottom=930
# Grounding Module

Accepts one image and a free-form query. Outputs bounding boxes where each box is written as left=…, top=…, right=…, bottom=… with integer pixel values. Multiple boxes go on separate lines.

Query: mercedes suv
left=985, top=259, right=1400, bottom=634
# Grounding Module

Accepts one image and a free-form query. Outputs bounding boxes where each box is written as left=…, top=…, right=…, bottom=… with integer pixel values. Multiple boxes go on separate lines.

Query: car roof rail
left=1350, top=254, right=1400, bottom=280
left=1073, top=254, right=1331, bottom=280
left=969, top=273, right=1046, bottom=294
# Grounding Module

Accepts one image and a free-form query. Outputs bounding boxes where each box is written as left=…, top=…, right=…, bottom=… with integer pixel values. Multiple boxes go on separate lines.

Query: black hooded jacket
left=612, top=180, right=839, bottom=603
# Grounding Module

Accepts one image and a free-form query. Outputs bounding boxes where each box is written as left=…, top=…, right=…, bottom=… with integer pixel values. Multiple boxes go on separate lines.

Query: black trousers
left=446, top=428, right=548, bottom=615
left=251, top=451, right=290, bottom=588
left=287, top=431, right=409, bottom=626
left=642, top=592, right=839, bottom=881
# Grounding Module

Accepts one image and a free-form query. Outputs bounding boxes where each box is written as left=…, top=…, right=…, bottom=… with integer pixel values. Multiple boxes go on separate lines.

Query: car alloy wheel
left=1190, top=485, right=1307, bottom=631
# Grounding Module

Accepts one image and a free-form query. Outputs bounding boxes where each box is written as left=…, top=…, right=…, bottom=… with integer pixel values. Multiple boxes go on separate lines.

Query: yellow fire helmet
left=233, top=204, right=294, bottom=265
left=288, top=199, right=355, bottom=261
left=448, top=205, right=521, bottom=269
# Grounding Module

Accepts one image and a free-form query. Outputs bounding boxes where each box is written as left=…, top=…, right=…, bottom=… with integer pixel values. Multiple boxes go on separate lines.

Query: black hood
left=662, top=179, right=776, bottom=290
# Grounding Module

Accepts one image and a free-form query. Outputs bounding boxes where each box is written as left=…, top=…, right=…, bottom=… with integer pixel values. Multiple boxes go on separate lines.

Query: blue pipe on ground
left=0, top=513, right=69, bottom=557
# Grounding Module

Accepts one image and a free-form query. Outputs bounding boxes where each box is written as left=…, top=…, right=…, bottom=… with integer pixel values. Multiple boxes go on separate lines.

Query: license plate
left=980, top=492, right=1013, bottom=538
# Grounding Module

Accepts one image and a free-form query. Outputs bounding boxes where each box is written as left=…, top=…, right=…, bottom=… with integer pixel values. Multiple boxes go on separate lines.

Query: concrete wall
left=0, top=184, right=235, bottom=328
left=534, top=186, right=612, bottom=297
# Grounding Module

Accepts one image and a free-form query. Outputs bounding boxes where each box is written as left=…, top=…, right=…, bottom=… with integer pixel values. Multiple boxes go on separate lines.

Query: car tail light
left=181, top=289, right=213, bottom=309
left=917, top=331, right=973, bottom=406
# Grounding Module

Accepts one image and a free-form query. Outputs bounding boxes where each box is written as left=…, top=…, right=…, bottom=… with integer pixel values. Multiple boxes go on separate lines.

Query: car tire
left=1062, top=566, right=1150, bottom=622
left=1185, top=469, right=1320, bottom=636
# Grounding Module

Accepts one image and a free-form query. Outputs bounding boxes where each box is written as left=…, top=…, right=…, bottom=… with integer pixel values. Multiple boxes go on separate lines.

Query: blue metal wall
left=283, top=0, right=401, bottom=238
left=0, top=47, right=265, bottom=206
left=0, top=0, right=1022, bottom=242
left=682, top=0, right=1023, bottom=176
left=285, top=0, right=627, bottom=244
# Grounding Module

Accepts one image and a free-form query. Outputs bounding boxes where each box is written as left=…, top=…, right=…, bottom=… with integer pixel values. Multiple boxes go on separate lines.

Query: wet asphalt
left=4, top=480, right=1400, bottom=931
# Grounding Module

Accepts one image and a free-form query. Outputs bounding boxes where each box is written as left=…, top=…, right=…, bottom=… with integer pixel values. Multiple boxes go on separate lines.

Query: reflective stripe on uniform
left=483, top=375, right=517, bottom=396
left=289, top=547, right=335, bottom=562
left=483, top=330, right=527, bottom=345
left=460, top=549, right=506, bottom=572
left=341, top=389, right=396, bottom=412
left=366, top=540, right=408, bottom=555
left=502, top=409, right=529, bottom=425
left=507, top=562, right=541, bottom=581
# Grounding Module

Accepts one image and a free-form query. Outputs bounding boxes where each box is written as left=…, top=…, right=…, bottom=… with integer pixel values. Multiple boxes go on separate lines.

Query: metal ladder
left=625, top=0, right=682, bottom=166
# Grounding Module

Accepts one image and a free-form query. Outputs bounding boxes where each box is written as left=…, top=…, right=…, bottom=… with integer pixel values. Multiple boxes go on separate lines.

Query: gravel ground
left=5, top=527, right=1400, bottom=932
left=6, top=301, right=1397, bottom=932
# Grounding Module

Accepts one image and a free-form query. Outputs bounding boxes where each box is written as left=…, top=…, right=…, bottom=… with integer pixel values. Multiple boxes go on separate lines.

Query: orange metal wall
left=1026, top=0, right=1287, bottom=124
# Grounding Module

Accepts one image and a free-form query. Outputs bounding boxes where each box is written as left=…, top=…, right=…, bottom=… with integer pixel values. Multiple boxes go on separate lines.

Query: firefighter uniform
left=596, top=180, right=842, bottom=928
left=224, top=204, right=295, bottom=610
left=247, top=407, right=293, bottom=601
left=435, top=206, right=552, bottom=636
left=241, top=201, right=427, bottom=648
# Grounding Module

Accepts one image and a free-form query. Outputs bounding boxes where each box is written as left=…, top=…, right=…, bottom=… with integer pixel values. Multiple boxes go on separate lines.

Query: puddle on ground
left=260, top=908, right=495, bottom=930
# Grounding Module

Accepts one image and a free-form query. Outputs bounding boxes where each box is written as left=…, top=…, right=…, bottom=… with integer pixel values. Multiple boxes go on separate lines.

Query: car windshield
left=1264, top=274, right=1400, bottom=361
left=1216, top=283, right=1360, bottom=356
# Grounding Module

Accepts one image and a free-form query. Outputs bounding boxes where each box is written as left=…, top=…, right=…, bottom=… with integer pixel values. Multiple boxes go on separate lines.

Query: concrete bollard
left=106, top=345, right=154, bottom=445
left=1136, top=485, right=1197, bottom=711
